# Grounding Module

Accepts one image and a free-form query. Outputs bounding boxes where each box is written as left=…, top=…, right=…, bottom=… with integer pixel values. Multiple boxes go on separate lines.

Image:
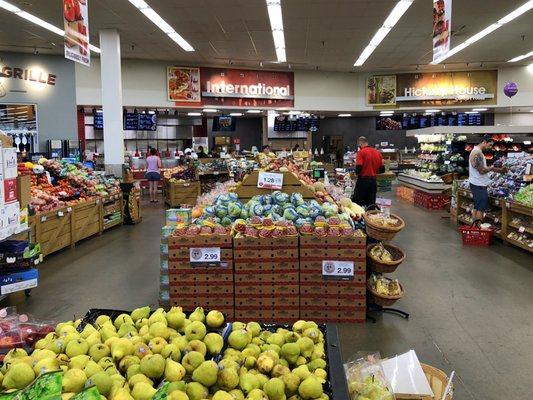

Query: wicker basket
left=394, top=363, right=453, bottom=400
left=364, top=211, right=405, bottom=242
left=441, top=173, right=454, bottom=184
left=367, top=281, right=404, bottom=306
left=367, top=243, right=405, bottom=273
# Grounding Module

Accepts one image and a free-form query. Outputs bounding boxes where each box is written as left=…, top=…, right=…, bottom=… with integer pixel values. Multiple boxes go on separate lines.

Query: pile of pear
left=0, top=306, right=227, bottom=400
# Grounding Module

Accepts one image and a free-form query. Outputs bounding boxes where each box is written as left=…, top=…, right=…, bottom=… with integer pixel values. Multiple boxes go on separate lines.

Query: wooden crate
left=73, top=199, right=101, bottom=243
left=35, top=207, right=73, bottom=257
left=101, top=194, right=124, bottom=231
left=164, top=180, right=200, bottom=207
left=234, top=170, right=315, bottom=202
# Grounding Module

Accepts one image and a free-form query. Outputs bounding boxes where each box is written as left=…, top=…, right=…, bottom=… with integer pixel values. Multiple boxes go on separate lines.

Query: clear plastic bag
left=344, top=352, right=395, bottom=400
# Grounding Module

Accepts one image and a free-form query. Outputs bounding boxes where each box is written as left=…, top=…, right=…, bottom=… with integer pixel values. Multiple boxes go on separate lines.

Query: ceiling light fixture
left=229, top=113, right=243, bottom=116
left=246, top=110, right=262, bottom=114
left=287, top=111, right=301, bottom=115
left=0, top=0, right=101, bottom=53
left=127, top=0, right=194, bottom=52
left=202, top=108, right=218, bottom=113
left=338, top=114, right=352, bottom=117
left=465, top=111, right=479, bottom=114
left=353, top=0, right=414, bottom=66
left=508, top=50, right=533, bottom=62
left=266, top=0, right=287, bottom=63
left=472, top=108, right=488, bottom=112
left=432, top=0, right=533, bottom=64
left=425, top=109, right=441, bottom=113
left=187, top=112, right=201, bottom=116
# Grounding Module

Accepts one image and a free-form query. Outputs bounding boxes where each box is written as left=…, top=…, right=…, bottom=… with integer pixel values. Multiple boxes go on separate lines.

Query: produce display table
left=163, top=179, right=201, bottom=207
left=397, top=173, right=450, bottom=193
left=398, top=174, right=451, bottom=210
left=234, top=170, right=315, bottom=202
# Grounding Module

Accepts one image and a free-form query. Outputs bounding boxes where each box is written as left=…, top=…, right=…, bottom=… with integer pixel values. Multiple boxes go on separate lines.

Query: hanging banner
left=64, top=0, right=90, bottom=66
left=432, top=0, right=452, bottom=63
left=167, top=67, right=201, bottom=102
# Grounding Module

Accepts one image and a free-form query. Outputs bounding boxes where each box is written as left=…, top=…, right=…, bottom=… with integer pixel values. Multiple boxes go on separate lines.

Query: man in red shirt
left=352, top=136, right=385, bottom=208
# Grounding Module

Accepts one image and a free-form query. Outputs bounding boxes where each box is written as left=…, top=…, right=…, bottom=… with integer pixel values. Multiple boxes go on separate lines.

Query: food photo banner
left=63, top=0, right=90, bottom=66
left=168, top=66, right=294, bottom=108
left=432, top=0, right=452, bottom=63
left=367, top=70, right=497, bottom=107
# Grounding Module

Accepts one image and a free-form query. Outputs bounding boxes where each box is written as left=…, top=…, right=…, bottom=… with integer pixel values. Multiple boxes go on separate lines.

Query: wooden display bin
left=234, top=170, right=315, bottom=202
left=164, top=180, right=200, bottom=207
left=35, top=207, right=73, bottom=257
left=101, top=194, right=124, bottom=231
left=73, top=199, right=101, bottom=243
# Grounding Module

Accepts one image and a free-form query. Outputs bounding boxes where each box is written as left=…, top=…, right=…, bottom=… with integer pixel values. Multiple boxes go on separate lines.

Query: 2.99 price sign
left=189, top=247, right=221, bottom=267
left=257, top=171, right=284, bottom=190
left=322, top=260, right=354, bottom=281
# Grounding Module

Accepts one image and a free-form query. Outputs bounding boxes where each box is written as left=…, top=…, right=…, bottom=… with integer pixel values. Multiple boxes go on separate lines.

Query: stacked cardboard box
left=167, top=234, right=234, bottom=319
left=234, top=236, right=299, bottom=323
left=299, top=235, right=366, bottom=323
left=159, top=226, right=173, bottom=307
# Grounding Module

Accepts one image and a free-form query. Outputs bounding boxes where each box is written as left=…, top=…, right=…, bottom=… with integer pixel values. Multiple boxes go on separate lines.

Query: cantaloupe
left=313, top=182, right=325, bottom=192
left=339, top=197, right=352, bottom=207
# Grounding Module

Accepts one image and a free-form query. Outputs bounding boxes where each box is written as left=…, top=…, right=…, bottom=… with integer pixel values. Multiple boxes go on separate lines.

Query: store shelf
left=103, top=219, right=122, bottom=231
left=508, top=222, right=533, bottom=235
left=506, top=236, right=533, bottom=253
left=507, top=201, right=533, bottom=217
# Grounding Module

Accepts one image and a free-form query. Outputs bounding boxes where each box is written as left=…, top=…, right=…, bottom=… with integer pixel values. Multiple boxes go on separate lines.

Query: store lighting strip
left=0, top=0, right=100, bottom=53
left=187, top=112, right=201, bottom=116
left=266, top=0, right=287, bottom=63
left=353, top=0, right=414, bottom=67
left=338, top=114, right=352, bottom=117
left=127, top=0, right=194, bottom=52
left=247, top=110, right=262, bottom=114
left=473, top=108, right=488, bottom=111
left=508, top=49, right=533, bottom=62
left=432, top=0, right=533, bottom=64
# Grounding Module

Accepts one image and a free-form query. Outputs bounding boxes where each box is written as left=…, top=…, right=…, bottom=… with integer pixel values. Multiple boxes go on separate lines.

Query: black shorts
left=145, top=171, right=161, bottom=181
left=470, top=184, right=489, bottom=211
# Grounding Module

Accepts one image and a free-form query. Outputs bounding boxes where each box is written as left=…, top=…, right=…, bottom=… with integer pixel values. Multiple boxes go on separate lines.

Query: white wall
left=76, top=60, right=533, bottom=113
left=494, top=113, right=533, bottom=125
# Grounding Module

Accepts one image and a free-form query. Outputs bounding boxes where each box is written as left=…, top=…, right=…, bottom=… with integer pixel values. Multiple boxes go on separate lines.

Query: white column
left=99, top=29, right=124, bottom=176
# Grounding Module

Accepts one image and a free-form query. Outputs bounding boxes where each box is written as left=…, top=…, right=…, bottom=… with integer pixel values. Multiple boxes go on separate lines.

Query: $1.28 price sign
left=189, top=247, right=221, bottom=267
left=257, top=171, right=284, bottom=190
left=322, top=260, right=354, bottom=281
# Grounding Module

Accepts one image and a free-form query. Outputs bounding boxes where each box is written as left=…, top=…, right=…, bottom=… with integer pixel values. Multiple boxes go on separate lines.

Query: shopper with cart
left=353, top=137, right=385, bottom=208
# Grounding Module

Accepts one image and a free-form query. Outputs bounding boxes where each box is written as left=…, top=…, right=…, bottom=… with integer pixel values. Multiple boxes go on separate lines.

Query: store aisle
left=5, top=198, right=532, bottom=399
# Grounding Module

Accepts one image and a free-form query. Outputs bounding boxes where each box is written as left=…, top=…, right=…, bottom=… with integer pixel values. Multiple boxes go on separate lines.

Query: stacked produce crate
left=299, top=234, right=367, bottom=323
left=167, top=234, right=235, bottom=318
left=233, top=236, right=299, bottom=323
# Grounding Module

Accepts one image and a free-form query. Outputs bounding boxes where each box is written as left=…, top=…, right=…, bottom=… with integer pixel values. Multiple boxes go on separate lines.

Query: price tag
left=1, top=278, right=38, bottom=295
left=466, top=207, right=471, bottom=213
left=444, top=160, right=451, bottom=165
left=519, top=226, right=526, bottom=233
left=257, top=172, right=284, bottom=190
left=214, top=171, right=219, bottom=176
left=446, top=140, right=452, bottom=145
left=190, top=247, right=221, bottom=267
left=322, top=260, right=354, bottom=281
left=67, top=207, right=72, bottom=212
left=40, top=216, right=47, bottom=222
left=57, top=211, right=64, bottom=217
left=494, top=218, right=499, bottom=223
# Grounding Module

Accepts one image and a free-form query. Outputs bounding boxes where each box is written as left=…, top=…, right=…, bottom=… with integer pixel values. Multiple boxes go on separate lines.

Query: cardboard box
left=2, top=147, right=17, bottom=180
left=17, top=175, right=31, bottom=209
left=4, top=202, right=20, bottom=235
left=4, top=178, right=18, bottom=203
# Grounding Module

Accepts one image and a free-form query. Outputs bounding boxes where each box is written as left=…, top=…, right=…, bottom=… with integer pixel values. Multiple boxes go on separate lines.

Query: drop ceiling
left=1, top=0, right=533, bottom=72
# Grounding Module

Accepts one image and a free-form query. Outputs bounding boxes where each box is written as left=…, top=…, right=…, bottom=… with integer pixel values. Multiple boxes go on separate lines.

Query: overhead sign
left=167, top=67, right=201, bottom=102
left=432, top=0, right=452, bottom=63
left=367, top=70, right=497, bottom=107
left=63, top=0, right=90, bottom=66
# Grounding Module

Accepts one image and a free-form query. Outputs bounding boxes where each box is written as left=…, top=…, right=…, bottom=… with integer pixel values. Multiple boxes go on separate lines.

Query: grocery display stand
left=234, top=170, right=315, bottom=202
left=163, top=179, right=201, bottom=207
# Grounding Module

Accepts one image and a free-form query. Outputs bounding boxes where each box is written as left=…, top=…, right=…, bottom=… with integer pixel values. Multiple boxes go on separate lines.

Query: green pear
left=185, top=382, right=208, bottom=400
left=188, top=307, right=205, bottom=323
left=296, top=337, right=314, bottom=358
left=244, top=356, right=256, bottom=369
left=119, top=355, right=140, bottom=373
left=292, top=321, right=306, bottom=333
left=128, top=373, right=152, bottom=388
left=167, top=380, right=186, bottom=393
left=295, top=356, right=307, bottom=366
left=186, top=339, right=207, bottom=356
left=85, top=331, right=102, bottom=348
left=32, top=349, right=56, bottom=362
left=232, top=322, right=246, bottom=331
left=132, top=342, right=151, bottom=360
left=131, top=382, right=156, bottom=400
left=205, top=310, right=225, bottom=328
left=33, top=357, right=59, bottom=376
left=243, top=344, right=261, bottom=358
left=84, top=360, right=103, bottom=378
left=56, top=353, right=70, bottom=366
left=95, top=315, right=111, bottom=328
left=239, top=372, right=260, bottom=394
left=264, top=377, right=285, bottom=400
left=256, top=355, right=275, bottom=374
left=62, top=368, right=87, bottom=393
left=217, top=366, right=239, bottom=391
left=129, top=336, right=144, bottom=345
left=212, top=390, right=233, bottom=400
left=97, top=356, right=115, bottom=370
left=135, top=318, right=149, bottom=330
left=184, top=321, right=206, bottom=341
left=89, top=371, right=113, bottom=396
left=282, top=373, right=300, bottom=396
left=314, top=368, right=327, bottom=380
left=139, top=354, right=165, bottom=379
left=126, top=364, right=141, bottom=381
left=219, top=359, right=239, bottom=370
left=181, top=351, right=204, bottom=374
left=100, top=326, right=118, bottom=342
left=45, top=339, right=65, bottom=354
left=57, top=323, right=77, bottom=337
left=89, top=343, right=110, bottom=362
left=247, top=388, right=267, bottom=400
left=271, top=364, right=290, bottom=377
left=229, top=389, right=245, bottom=400
left=292, top=365, right=311, bottom=381
left=130, top=306, right=151, bottom=322
left=171, top=335, right=188, bottom=352
left=228, top=330, right=251, bottom=350
left=100, top=320, right=116, bottom=332
left=161, top=343, right=181, bottom=361
left=111, top=338, right=134, bottom=362
left=203, top=333, right=223, bottom=355
left=69, top=355, right=91, bottom=370
left=63, top=332, right=81, bottom=345
left=2, top=361, right=35, bottom=390
left=246, top=322, right=261, bottom=338
left=307, top=358, right=326, bottom=372
left=164, top=358, right=186, bottom=382
left=138, top=325, right=149, bottom=336
left=148, top=310, right=167, bottom=326
left=148, top=337, right=167, bottom=354
left=167, top=390, right=189, bottom=400
left=166, top=307, right=187, bottom=330
left=284, top=331, right=300, bottom=344
left=302, top=328, right=320, bottom=344
left=191, top=360, right=218, bottom=387
left=267, top=333, right=285, bottom=347
left=149, top=321, right=170, bottom=340
left=114, top=314, right=134, bottom=330
left=112, top=387, right=134, bottom=400
left=298, top=376, right=323, bottom=399
left=34, top=338, right=49, bottom=350
left=281, top=343, right=300, bottom=364
left=80, top=324, right=97, bottom=339
left=117, top=323, right=137, bottom=338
